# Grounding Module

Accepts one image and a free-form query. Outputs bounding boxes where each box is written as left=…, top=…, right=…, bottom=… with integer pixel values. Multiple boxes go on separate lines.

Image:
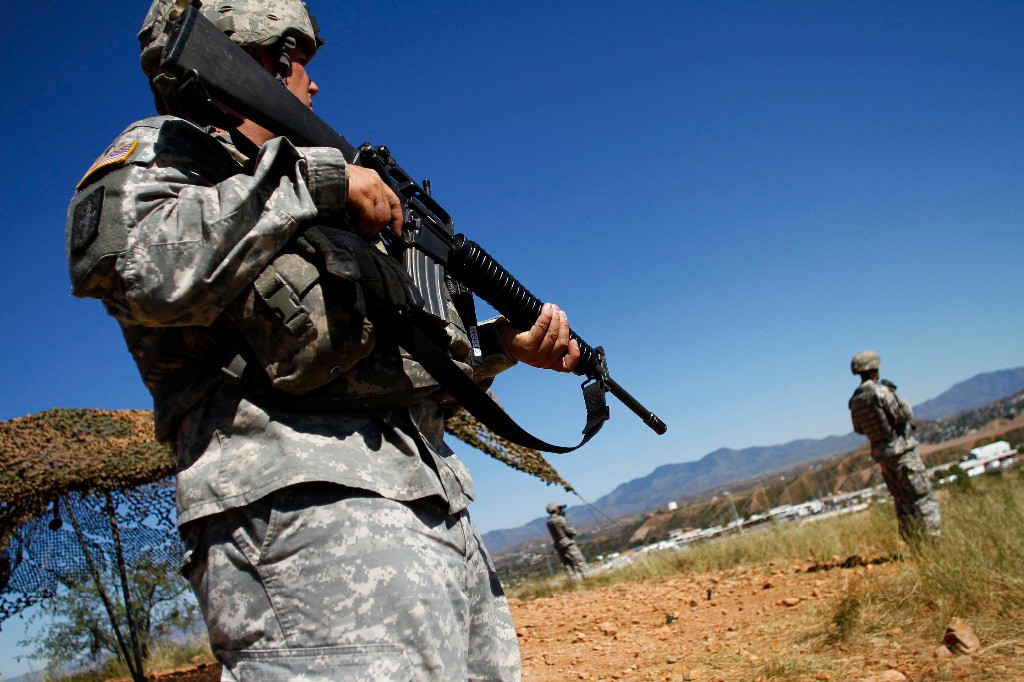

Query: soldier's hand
left=499, top=303, right=580, bottom=373
left=347, top=165, right=403, bottom=239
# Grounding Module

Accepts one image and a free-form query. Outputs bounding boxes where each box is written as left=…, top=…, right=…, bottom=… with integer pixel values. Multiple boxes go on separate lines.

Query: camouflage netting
left=0, top=405, right=571, bottom=625
left=0, top=409, right=176, bottom=625
left=0, top=481, right=180, bottom=627
left=0, top=409, right=173, bottom=555
left=445, top=410, right=574, bottom=492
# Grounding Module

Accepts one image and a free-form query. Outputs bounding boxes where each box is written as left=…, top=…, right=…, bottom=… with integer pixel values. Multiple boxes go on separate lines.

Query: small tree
left=21, top=544, right=196, bottom=676
left=5, top=481, right=195, bottom=681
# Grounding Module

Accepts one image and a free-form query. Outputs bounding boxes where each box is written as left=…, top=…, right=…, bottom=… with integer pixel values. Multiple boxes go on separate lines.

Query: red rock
left=943, top=618, right=981, bottom=654
left=871, top=671, right=907, bottom=682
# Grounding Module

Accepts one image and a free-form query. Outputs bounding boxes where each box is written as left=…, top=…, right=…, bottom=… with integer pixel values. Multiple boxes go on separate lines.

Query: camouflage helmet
left=139, top=0, right=324, bottom=80
left=850, top=350, right=881, bottom=374
left=546, top=502, right=565, bottom=514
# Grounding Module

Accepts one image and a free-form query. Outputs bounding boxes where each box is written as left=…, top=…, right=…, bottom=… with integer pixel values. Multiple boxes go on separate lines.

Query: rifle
left=159, top=6, right=667, bottom=449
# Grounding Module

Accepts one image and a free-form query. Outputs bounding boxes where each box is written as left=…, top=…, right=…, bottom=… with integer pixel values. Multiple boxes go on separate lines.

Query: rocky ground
left=144, top=554, right=1021, bottom=682
left=514, top=557, right=1022, bottom=681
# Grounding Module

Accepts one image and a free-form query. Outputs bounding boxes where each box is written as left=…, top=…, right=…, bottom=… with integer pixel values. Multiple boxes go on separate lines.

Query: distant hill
left=482, top=432, right=862, bottom=553
left=483, top=365, right=1024, bottom=554
left=914, top=367, right=1024, bottom=420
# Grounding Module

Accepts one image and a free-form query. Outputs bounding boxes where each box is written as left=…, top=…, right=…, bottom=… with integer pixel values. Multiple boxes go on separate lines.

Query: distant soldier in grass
left=546, top=502, right=588, bottom=580
left=848, top=351, right=941, bottom=541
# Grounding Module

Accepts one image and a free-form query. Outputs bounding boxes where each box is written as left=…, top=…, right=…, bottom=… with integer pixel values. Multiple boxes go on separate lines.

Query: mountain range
left=483, top=366, right=1024, bottom=554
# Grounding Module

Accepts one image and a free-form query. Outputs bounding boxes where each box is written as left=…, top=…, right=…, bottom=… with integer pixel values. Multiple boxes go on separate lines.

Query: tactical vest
left=849, top=381, right=893, bottom=444
left=66, top=118, right=465, bottom=440
left=849, top=380, right=916, bottom=458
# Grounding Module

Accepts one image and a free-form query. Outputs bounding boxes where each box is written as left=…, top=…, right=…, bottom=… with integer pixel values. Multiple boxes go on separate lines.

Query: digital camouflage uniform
left=849, top=377, right=941, bottom=541
left=66, top=8, right=522, bottom=676
left=545, top=505, right=587, bottom=580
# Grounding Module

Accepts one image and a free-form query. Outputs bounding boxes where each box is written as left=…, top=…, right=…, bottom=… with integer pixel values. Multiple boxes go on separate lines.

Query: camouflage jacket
left=67, top=116, right=515, bottom=524
left=848, top=379, right=917, bottom=459
left=546, top=514, right=578, bottom=548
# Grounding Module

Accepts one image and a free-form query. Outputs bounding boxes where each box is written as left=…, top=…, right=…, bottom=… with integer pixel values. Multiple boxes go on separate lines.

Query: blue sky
left=1, top=0, right=1023, bottom=673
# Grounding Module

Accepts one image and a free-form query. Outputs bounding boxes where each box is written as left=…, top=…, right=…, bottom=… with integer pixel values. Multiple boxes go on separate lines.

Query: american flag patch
left=77, top=140, right=138, bottom=190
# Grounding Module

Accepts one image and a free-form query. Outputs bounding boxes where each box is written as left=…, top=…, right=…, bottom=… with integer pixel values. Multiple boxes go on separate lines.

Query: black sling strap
left=400, top=311, right=610, bottom=454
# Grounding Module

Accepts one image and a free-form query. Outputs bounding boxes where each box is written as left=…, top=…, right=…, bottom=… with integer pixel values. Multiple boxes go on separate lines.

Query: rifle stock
left=161, top=5, right=667, bottom=437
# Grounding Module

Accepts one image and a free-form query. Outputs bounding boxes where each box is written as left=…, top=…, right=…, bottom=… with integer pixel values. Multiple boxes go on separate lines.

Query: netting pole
left=64, top=497, right=141, bottom=682
left=105, top=492, right=146, bottom=682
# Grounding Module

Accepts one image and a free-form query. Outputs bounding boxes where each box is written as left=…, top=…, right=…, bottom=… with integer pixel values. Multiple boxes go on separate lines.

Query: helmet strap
left=274, top=36, right=297, bottom=84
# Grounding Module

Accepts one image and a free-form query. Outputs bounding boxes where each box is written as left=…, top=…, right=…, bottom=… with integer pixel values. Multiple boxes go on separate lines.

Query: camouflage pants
left=877, top=449, right=942, bottom=541
left=556, top=542, right=588, bottom=581
left=181, top=483, right=521, bottom=681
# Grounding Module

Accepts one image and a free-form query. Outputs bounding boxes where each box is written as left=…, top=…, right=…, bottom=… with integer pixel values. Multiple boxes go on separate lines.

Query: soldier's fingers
left=385, top=185, right=403, bottom=236
left=530, top=304, right=554, bottom=349
left=560, top=338, right=580, bottom=373
left=536, top=304, right=562, bottom=358
left=554, top=310, right=571, bottom=354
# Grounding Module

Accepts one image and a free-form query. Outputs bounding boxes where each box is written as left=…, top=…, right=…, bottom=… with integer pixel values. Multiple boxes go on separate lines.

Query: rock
left=886, top=628, right=904, bottom=638
left=869, top=636, right=889, bottom=648
left=781, top=597, right=801, bottom=607
left=689, top=599, right=699, bottom=607
left=762, top=580, right=774, bottom=589
left=943, top=617, right=981, bottom=654
left=685, top=671, right=699, bottom=681
left=872, top=671, right=906, bottom=682
left=934, top=645, right=953, bottom=659
left=600, top=622, right=619, bottom=636
left=814, top=674, right=832, bottom=681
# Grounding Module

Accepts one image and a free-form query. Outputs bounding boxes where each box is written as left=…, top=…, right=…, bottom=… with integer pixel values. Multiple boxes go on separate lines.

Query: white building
left=960, top=440, right=1019, bottom=477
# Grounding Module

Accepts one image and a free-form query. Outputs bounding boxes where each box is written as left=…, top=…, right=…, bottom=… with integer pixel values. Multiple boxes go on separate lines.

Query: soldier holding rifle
left=67, top=1, right=582, bottom=678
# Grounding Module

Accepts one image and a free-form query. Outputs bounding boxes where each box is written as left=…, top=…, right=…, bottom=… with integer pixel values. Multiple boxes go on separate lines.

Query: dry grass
left=508, top=502, right=900, bottom=601
left=39, top=634, right=214, bottom=682
left=511, top=468, right=1024, bottom=681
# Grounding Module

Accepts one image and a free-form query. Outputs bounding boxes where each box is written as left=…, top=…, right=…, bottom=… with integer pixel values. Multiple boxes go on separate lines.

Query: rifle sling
left=400, top=311, right=610, bottom=454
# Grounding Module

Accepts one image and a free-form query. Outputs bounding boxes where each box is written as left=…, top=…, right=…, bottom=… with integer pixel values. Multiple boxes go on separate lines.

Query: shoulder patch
left=77, top=140, right=138, bottom=190
left=70, top=185, right=105, bottom=253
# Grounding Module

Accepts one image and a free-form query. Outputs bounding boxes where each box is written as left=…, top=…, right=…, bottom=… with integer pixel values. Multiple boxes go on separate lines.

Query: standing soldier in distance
left=66, top=0, right=581, bottom=678
left=848, top=351, right=941, bottom=542
left=546, top=502, right=588, bottom=580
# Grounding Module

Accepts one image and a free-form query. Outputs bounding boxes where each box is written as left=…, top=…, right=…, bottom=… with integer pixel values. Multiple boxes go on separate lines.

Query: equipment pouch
left=224, top=247, right=374, bottom=394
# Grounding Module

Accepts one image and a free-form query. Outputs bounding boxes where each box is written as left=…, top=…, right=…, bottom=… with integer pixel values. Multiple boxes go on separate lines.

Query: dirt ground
left=513, top=558, right=1023, bottom=682
left=145, top=556, right=1021, bottom=682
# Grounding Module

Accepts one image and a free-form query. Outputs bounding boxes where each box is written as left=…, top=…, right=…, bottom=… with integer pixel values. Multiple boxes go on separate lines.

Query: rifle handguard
left=447, top=235, right=602, bottom=379
left=447, top=235, right=667, bottom=435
